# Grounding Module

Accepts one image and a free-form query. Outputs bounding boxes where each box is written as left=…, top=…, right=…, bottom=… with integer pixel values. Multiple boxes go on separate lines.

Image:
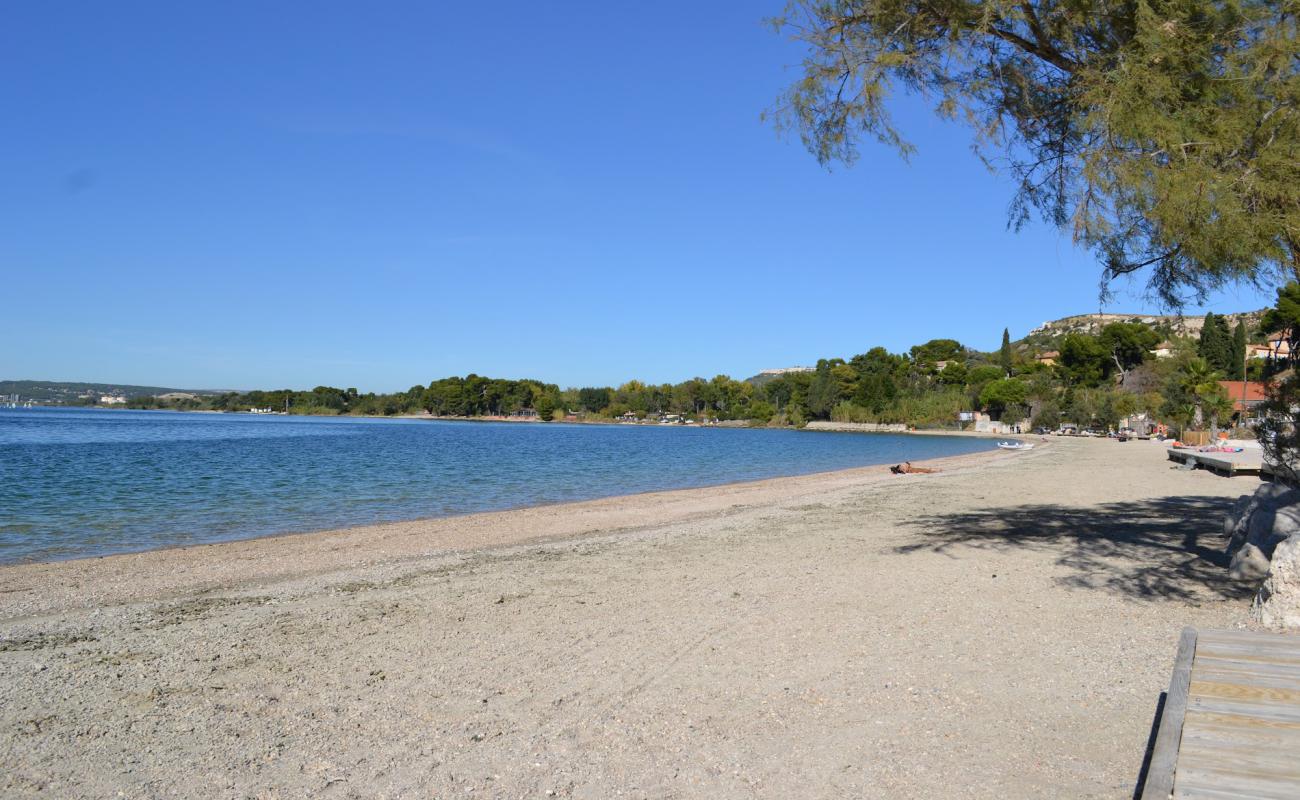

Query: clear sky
left=0, top=2, right=1276, bottom=391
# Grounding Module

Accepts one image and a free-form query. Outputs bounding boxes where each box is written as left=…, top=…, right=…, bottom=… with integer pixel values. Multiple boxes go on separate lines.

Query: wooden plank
left=1190, top=642, right=1300, bottom=660
left=1192, top=670, right=1300, bottom=696
left=1195, top=636, right=1300, bottom=657
left=1144, top=626, right=1198, bottom=799
left=1198, top=628, right=1300, bottom=645
left=1176, top=752, right=1300, bottom=787
left=1184, top=709, right=1300, bottom=733
left=1141, top=628, right=1300, bottom=798
left=1164, top=449, right=1263, bottom=476
left=1192, top=658, right=1300, bottom=682
left=1188, top=695, right=1300, bottom=725
left=1190, top=679, right=1300, bottom=706
left=1177, top=738, right=1300, bottom=778
left=1180, top=722, right=1300, bottom=755
left=1191, top=649, right=1300, bottom=671
left=1196, top=629, right=1300, bottom=649
left=1176, top=764, right=1300, bottom=800
left=1193, top=640, right=1300, bottom=666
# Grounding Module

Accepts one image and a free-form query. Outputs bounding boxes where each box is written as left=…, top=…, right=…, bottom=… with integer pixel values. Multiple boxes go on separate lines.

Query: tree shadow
left=898, top=495, right=1254, bottom=602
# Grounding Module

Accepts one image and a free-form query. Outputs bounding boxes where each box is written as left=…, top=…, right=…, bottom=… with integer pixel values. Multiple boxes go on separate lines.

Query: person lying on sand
left=890, top=461, right=939, bottom=475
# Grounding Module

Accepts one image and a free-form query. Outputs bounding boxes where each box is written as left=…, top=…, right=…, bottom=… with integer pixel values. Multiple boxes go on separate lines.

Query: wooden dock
left=1141, top=627, right=1300, bottom=799
left=1166, top=448, right=1263, bottom=477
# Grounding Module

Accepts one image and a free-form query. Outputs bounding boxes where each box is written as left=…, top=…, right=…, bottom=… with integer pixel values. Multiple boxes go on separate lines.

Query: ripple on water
left=0, top=407, right=994, bottom=563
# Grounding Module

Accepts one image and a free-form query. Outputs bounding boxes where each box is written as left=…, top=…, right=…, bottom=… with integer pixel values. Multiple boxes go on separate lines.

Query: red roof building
left=1218, top=381, right=1270, bottom=412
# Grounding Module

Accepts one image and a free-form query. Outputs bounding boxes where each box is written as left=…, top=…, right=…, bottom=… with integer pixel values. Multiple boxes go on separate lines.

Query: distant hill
left=1017, top=309, right=1269, bottom=349
left=0, top=380, right=230, bottom=404
left=744, top=367, right=815, bottom=387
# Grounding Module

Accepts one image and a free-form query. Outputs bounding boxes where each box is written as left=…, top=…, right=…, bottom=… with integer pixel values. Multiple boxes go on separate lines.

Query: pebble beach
left=0, top=436, right=1257, bottom=798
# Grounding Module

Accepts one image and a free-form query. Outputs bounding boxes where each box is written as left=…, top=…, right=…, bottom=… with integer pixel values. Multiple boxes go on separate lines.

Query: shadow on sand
left=898, top=495, right=1254, bottom=602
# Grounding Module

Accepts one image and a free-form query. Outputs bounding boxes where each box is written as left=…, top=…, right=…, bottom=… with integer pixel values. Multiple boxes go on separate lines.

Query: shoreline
left=0, top=422, right=1012, bottom=571
left=0, top=444, right=1014, bottom=620
left=21, top=404, right=1026, bottom=438
left=0, top=435, right=1258, bottom=798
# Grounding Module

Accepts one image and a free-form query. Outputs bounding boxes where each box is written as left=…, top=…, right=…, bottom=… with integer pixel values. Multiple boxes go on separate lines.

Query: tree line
left=122, top=302, right=1289, bottom=434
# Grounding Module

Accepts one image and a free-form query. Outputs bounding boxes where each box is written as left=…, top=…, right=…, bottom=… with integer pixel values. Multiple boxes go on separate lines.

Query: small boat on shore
left=997, top=441, right=1034, bottom=451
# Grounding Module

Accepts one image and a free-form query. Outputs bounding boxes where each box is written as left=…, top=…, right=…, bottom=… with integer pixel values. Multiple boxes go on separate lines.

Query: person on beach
left=890, top=461, right=939, bottom=475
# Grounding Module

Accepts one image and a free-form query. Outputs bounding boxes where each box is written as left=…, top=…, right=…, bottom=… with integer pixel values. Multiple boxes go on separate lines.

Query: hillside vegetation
left=13, top=302, right=1287, bottom=437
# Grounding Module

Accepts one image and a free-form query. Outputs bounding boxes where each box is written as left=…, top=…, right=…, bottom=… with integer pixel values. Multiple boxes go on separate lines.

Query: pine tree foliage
left=1260, top=281, right=1300, bottom=360
left=770, top=0, right=1300, bottom=306
left=1197, top=312, right=1235, bottom=372
left=1232, top=319, right=1248, bottom=379
left=1257, top=283, right=1300, bottom=477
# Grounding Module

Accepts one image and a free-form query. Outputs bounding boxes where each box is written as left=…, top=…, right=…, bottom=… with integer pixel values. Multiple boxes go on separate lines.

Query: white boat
left=997, top=441, right=1034, bottom=451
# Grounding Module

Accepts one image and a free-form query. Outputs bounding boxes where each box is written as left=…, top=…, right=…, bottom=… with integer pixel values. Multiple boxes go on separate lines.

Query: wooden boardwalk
left=1142, top=627, right=1300, bottom=799
left=1166, top=448, right=1264, bottom=477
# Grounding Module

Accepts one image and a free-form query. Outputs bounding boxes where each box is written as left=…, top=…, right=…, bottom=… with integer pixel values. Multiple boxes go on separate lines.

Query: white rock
left=1253, top=534, right=1300, bottom=629
left=1245, top=502, right=1300, bottom=559
left=1225, top=484, right=1300, bottom=558
left=1224, top=494, right=1250, bottom=538
left=1230, top=543, right=1272, bottom=582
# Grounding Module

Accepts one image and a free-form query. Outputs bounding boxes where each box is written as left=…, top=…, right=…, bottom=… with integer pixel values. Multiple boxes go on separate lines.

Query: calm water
left=0, top=407, right=994, bottom=564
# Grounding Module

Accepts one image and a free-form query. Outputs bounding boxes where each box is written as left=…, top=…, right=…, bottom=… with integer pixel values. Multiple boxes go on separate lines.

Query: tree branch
left=988, top=25, right=1078, bottom=72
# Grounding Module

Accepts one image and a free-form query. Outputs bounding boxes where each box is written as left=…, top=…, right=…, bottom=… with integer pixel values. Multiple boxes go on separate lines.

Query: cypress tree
left=1213, top=315, right=1234, bottom=373
left=1198, top=313, right=1235, bottom=374
left=1232, top=320, right=1248, bottom=380
left=1198, top=313, right=1217, bottom=363
left=999, top=328, right=1012, bottom=374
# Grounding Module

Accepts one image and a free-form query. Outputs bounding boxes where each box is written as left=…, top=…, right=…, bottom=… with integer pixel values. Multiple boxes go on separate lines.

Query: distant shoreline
left=12, top=404, right=1018, bottom=437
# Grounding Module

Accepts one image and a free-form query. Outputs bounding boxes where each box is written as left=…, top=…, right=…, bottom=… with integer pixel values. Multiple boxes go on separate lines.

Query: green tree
left=979, top=378, right=1029, bottom=421
left=852, top=371, right=897, bottom=413
left=535, top=395, right=556, bottom=422
left=807, top=361, right=839, bottom=419
left=1058, top=334, right=1110, bottom=387
left=1032, top=403, right=1061, bottom=431
left=1099, top=322, right=1160, bottom=385
left=909, top=339, right=965, bottom=371
left=1260, top=282, right=1300, bottom=367
left=999, top=328, right=1012, bottom=374
left=577, top=387, right=611, bottom=413
left=1197, top=313, right=1234, bottom=373
left=937, top=361, right=968, bottom=386
left=1203, top=387, right=1236, bottom=432
left=1232, top=320, right=1248, bottom=381
left=747, top=399, right=776, bottom=424
left=1167, top=357, right=1223, bottom=430
left=771, top=0, right=1300, bottom=305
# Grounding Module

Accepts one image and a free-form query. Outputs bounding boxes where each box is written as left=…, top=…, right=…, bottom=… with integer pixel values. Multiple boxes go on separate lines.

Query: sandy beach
left=0, top=436, right=1259, bottom=798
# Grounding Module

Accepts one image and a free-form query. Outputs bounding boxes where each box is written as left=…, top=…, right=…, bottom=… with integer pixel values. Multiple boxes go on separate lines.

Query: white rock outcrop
left=1230, top=543, right=1273, bottom=582
left=1223, top=484, right=1300, bottom=579
left=1253, top=534, right=1300, bottom=629
left=1245, top=502, right=1300, bottom=557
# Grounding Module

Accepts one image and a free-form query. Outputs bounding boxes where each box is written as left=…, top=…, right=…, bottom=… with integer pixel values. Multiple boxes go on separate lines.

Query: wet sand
left=0, top=437, right=1258, bottom=798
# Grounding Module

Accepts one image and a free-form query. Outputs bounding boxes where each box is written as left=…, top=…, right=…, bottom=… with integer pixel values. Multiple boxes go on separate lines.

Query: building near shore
left=1219, top=380, right=1270, bottom=420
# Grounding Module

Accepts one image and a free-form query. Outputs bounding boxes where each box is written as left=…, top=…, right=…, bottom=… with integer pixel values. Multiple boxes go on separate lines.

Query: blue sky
left=0, top=2, right=1275, bottom=391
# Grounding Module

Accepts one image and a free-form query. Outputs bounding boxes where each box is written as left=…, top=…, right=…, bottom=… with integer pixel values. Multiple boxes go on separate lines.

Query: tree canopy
left=1059, top=332, right=1111, bottom=386
left=770, top=0, right=1300, bottom=305
left=1261, top=281, right=1300, bottom=360
left=1100, top=321, right=1160, bottom=380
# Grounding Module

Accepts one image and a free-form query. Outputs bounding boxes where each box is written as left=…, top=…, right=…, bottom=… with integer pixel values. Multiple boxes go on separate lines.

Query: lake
left=0, top=407, right=994, bottom=563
